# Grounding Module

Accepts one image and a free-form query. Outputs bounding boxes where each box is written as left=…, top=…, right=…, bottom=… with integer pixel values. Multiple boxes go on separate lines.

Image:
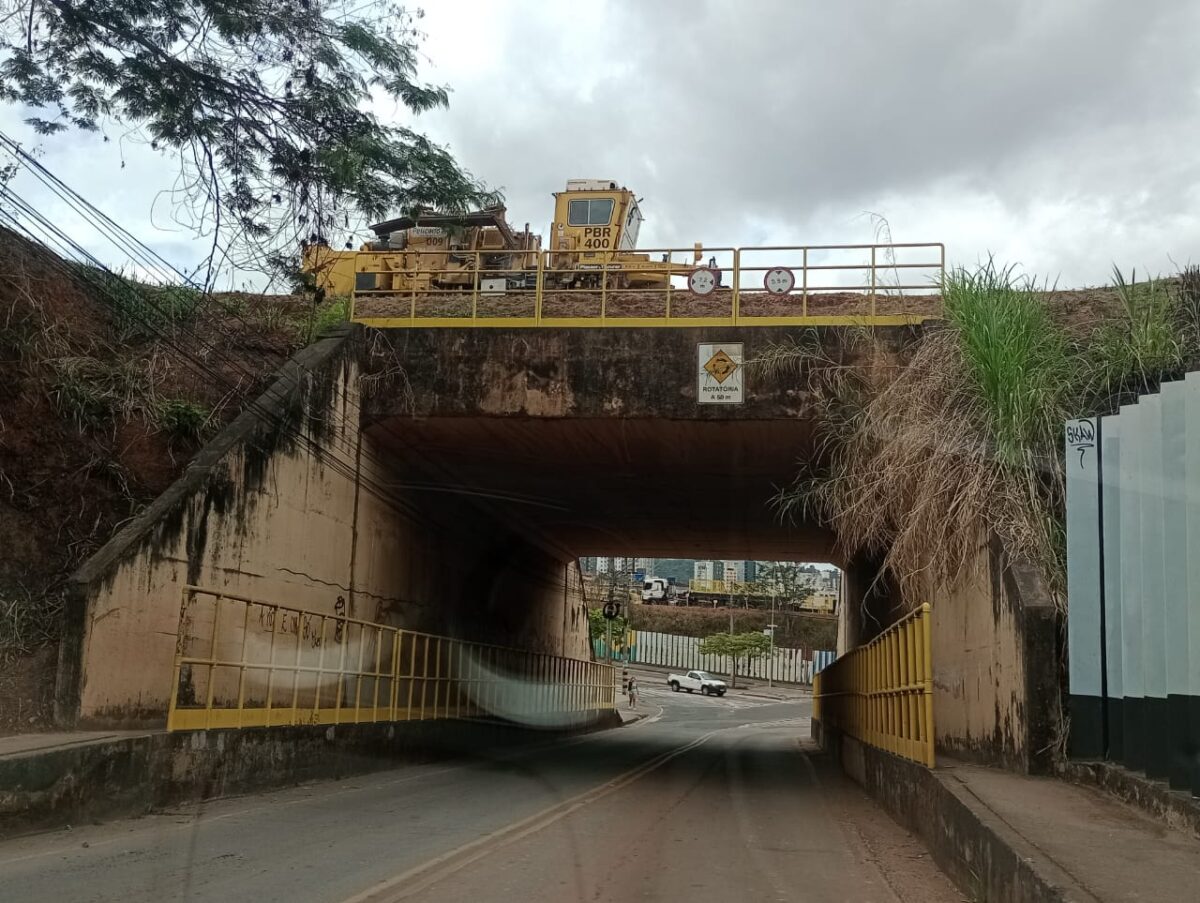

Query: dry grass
left=770, top=260, right=1195, bottom=611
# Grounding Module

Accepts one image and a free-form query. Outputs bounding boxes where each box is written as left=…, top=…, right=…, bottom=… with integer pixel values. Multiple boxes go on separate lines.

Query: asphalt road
left=0, top=681, right=959, bottom=902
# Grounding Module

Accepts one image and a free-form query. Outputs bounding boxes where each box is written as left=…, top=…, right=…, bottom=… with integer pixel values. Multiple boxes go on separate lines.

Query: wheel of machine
left=717, top=689, right=726, bottom=697
left=670, top=681, right=680, bottom=692
left=701, top=686, right=710, bottom=696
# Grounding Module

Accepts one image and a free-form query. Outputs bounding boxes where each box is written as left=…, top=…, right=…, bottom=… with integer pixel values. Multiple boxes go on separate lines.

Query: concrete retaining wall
left=58, top=327, right=591, bottom=728
left=928, top=539, right=1061, bottom=773
left=837, top=536, right=1061, bottom=774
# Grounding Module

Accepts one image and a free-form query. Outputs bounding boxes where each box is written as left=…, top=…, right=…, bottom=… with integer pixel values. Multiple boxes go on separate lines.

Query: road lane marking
left=338, top=730, right=718, bottom=903
left=622, top=703, right=666, bottom=727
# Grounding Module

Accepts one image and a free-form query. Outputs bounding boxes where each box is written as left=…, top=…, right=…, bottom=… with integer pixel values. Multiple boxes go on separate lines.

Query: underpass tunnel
left=367, top=416, right=836, bottom=566
left=364, top=413, right=899, bottom=659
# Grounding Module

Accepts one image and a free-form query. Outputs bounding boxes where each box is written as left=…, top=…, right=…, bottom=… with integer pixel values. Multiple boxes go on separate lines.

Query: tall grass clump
left=154, top=398, right=212, bottom=444
left=942, top=259, right=1074, bottom=470
left=1084, top=267, right=1184, bottom=405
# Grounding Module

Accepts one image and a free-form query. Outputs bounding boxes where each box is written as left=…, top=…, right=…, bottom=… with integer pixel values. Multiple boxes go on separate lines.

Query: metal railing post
left=406, top=632, right=417, bottom=720
left=665, top=257, right=672, bottom=323
left=732, top=250, right=740, bottom=324
left=313, top=616, right=329, bottom=723
left=333, top=613, right=348, bottom=724
left=536, top=252, right=545, bottom=325
left=236, top=603, right=251, bottom=727
left=409, top=267, right=417, bottom=323
left=167, top=588, right=192, bottom=731
left=601, top=265, right=608, bottom=325
left=289, top=612, right=304, bottom=726
left=203, top=594, right=222, bottom=731
left=921, top=604, right=935, bottom=766
left=420, top=635, right=430, bottom=720
left=870, top=246, right=878, bottom=317
left=471, top=252, right=480, bottom=322
left=802, top=248, right=809, bottom=318
left=353, top=623, right=366, bottom=723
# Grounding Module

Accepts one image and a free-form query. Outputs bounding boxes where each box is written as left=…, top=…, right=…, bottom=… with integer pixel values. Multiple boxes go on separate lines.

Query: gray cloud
left=418, top=0, right=1200, bottom=284
left=3, top=0, right=1199, bottom=288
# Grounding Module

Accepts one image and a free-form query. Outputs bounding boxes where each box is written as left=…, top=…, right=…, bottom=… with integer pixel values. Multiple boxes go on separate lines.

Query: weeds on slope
left=772, top=259, right=1193, bottom=607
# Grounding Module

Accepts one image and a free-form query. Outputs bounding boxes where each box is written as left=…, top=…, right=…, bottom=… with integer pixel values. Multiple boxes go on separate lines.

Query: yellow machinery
left=302, top=179, right=699, bottom=297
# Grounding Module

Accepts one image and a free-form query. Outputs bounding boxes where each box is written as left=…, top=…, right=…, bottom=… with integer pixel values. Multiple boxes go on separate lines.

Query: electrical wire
left=0, top=141, right=583, bottom=592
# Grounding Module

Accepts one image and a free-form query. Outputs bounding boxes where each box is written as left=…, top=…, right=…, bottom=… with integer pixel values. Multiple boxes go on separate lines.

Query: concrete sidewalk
left=940, top=760, right=1200, bottom=902
left=0, top=731, right=153, bottom=760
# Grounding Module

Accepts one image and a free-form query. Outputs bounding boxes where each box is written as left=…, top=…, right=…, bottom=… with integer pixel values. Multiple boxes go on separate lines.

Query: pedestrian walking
left=627, top=675, right=639, bottom=709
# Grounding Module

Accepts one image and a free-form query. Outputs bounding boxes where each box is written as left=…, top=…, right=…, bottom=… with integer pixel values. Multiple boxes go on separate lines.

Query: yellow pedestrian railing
left=167, top=585, right=616, bottom=732
left=349, top=242, right=945, bottom=329
left=813, top=603, right=935, bottom=767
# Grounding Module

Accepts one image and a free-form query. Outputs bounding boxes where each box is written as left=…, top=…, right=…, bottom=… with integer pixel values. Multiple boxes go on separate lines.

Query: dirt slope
left=0, top=228, right=316, bottom=732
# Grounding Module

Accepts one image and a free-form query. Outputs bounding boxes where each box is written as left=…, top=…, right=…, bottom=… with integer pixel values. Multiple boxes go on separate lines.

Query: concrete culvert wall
left=838, top=537, right=1062, bottom=774
left=924, top=538, right=1061, bottom=773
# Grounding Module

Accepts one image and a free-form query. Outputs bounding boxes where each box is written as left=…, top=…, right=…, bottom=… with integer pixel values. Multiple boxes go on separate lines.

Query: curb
left=1063, top=760, right=1200, bottom=841
left=738, top=690, right=811, bottom=701
left=822, top=726, right=1095, bottom=902
left=0, top=715, right=621, bottom=842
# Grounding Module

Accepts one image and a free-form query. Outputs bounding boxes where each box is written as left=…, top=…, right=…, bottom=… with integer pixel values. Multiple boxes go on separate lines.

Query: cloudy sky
left=4, top=0, right=1200, bottom=288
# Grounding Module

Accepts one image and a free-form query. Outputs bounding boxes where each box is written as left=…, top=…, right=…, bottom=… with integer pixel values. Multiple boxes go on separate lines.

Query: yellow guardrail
left=167, top=586, right=615, bottom=731
left=349, top=242, right=945, bottom=328
left=813, top=603, right=934, bottom=767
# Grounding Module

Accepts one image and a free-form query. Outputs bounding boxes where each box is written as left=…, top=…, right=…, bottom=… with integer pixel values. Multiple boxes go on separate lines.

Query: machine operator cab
left=550, top=179, right=643, bottom=263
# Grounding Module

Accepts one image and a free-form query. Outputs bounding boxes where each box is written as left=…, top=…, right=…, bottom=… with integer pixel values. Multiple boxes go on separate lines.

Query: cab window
left=567, top=198, right=614, bottom=226
left=621, top=202, right=642, bottom=248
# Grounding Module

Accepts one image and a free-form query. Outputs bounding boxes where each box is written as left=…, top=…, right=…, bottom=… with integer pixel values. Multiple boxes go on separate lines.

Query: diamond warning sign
left=704, top=349, right=737, bottom=383
left=697, top=343, right=744, bottom=404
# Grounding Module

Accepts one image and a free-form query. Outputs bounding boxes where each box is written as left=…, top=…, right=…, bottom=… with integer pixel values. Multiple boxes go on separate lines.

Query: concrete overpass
left=58, top=318, right=1055, bottom=779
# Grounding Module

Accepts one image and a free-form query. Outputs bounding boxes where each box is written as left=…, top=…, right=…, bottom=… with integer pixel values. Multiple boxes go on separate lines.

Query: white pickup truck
left=667, top=670, right=728, bottom=696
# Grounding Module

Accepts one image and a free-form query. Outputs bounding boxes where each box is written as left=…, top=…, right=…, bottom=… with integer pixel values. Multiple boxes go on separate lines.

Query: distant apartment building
left=693, top=560, right=713, bottom=581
